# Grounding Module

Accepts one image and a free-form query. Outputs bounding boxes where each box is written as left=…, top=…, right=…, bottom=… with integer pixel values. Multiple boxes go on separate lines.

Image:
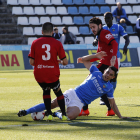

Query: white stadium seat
left=29, top=17, right=40, bottom=25
left=120, top=37, right=125, bottom=43
left=12, top=7, right=23, bottom=15
left=128, top=16, right=137, bottom=24
left=40, top=0, right=51, bottom=5
left=56, top=26, right=63, bottom=33
left=122, top=6, right=133, bottom=14
left=57, top=7, right=68, bottom=15
left=138, top=0, right=140, bottom=2
left=68, top=26, right=79, bottom=35
left=40, top=17, right=50, bottom=24
left=51, top=16, right=62, bottom=25
left=51, top=0, right=63, bottom=5
left=23, top=27, right=34, bottom=35
left=35, top=7, right=45, bottom=15
left=46, top=6, right=57, bottom=15
left=18, top=0, right=29, bottom=5
left=111, top=6, right=116, bottom=13
left=28, top=37, right=37, bottom=45
left=7, top=0, right=18, bottom=5
left=77, top=37, right=84, bottom=44
left=34, top=27, right=42, bottom=35
left=116, top=0, right=127, bottom=4
left=127, top=0, right=137, bottom=3
left=62, top=16, right=73, bottom=24
left=129, top=36, right=139, bottom=43
left=29, top=0, right=40, bottom=5
left=85, top=37, right=94, bottom=44
left=98, top=16, right=105, bottom=24
left=133, top=6, right=140, bottom=14
left=105, top=0, right=115, bottom=4
left=23, top=7, right=34, bottom=15
left=113, top=17, right=116, bottom=23
left=17, top=17, right=28, bottom=25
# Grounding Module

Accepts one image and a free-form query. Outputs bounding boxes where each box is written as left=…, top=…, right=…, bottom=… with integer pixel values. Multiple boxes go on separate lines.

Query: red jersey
left=28, top=36, right=66, bottom=83
left=97, top=29, right=118, bottom=69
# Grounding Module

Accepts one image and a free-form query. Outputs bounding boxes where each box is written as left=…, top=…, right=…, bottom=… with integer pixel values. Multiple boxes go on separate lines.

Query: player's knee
left=67, top=113, right=77, bottom=120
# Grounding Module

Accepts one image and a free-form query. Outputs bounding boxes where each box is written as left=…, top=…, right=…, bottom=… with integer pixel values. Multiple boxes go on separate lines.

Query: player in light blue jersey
left=17, top=52, right=127, bottom=120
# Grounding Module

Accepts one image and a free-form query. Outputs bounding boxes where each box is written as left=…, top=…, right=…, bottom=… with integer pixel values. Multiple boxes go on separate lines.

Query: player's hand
left=110, top=56, right=116, bottom=66
left=58, top=59, right=63, bottom=64
left=77, top=57, right=83, bottom=63
left=123, top=46, right=128, bottom=55
left=92, top=39, right=98, bottom=47
left=96, top=51, right=107, bottom=59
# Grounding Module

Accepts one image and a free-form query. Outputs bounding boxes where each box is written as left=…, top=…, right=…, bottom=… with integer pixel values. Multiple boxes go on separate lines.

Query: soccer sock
left=101, top=94, right=111, bottom=111
left=26, top=103, right=45, bottom=115
left=83, top=105, right=88, bottom=110
left=55, top=89, right=66, bottom=116
left=43, top=89, right=52, bottom=115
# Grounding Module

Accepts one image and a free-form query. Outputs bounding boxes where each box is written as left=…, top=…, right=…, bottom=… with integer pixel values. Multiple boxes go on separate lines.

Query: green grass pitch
left=0, top=67, right=140, bottom=140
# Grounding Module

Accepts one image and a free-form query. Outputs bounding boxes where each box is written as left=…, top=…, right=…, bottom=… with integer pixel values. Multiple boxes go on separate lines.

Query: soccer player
left=17, top=51, right=128, bottom=120
left=28, top=22, right=68, bottom=121
left=79, top=17, right=119, bottom=117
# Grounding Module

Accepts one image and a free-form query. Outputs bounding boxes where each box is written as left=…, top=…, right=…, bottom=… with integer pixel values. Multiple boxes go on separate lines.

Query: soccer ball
left=31, top=111, right=45, bottom=121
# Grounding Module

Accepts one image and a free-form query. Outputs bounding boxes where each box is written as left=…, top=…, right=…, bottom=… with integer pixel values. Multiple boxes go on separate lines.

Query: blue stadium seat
left=84, top=16, right=93, bottom=24
left=90, top=6, right=100, bottom=14
left=79, top=6, right=89, bottom=14
left=73, top=0, right=84, bottom=4
left=100, top=6, right=110, bottom=14
left=84, top=0, right=94, bottom=4
left=126, top=26, right=134, bottom=34
left=68, top=7, right=79, bottom=15
left=95, top=0, right=105, bottom=4
left=62, top=0, right=73, bottom=5
left=79, top=26, right=90, bottom=34
left=74, top=16, right=84, bottom=24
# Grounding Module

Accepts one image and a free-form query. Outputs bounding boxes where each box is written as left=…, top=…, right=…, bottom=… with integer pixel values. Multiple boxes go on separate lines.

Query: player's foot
left=78, top=109, right=90, bottom=116
left=17, top=110, right=27, bottom=117
left=62, top=115, right=68, bottom=121
left=47, top=115, right=53, bottom=121
left=100, top=99, right=105, bottom=105
left=106, top=109, right=115, bottom=116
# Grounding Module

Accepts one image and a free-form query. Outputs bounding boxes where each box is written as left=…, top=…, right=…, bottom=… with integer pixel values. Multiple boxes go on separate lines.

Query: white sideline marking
left=0, top=120, right=140, bottom=128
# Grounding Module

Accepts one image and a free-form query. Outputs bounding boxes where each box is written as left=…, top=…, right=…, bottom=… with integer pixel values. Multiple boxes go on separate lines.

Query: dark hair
left=104, top=12, right=113, bottom=18
left=42, top=22, right=53, bottom=33
left=63, top=27, right=68, bottom=33
left=89, top=17, right=102, bottom=25
left=109, top=66, right=118, bottom=77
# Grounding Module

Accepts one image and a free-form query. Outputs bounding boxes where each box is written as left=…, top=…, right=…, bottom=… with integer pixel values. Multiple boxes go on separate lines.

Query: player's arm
left=77, top=51, right=107, bottom=70
left=58, top=57, right=68, bottom=65
left=108, top=98, right=128, bottom=119
left=29, top=58, right=35, bottom=66
left=123, top=35, right=130, bottom=55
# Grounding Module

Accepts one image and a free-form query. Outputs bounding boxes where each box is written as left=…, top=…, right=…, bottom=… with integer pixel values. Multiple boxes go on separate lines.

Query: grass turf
left=0, top=67, right=140, bottom=140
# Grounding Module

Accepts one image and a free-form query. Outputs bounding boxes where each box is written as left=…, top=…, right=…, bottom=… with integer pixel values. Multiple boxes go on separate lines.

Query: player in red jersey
left=79, top=17, right=118, bottom=117
left=28, top=22, right=68, bottom=121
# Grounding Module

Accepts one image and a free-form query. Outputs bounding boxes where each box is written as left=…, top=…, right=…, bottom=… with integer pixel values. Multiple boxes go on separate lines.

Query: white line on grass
left=0, top=120, right=140, bottom=128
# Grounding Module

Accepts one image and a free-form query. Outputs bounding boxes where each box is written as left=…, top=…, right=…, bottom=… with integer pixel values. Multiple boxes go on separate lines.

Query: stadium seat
left=68, top=7, right=79, bottom=15
left=52, top=0, right=63, bottom=5
left=111, top=6, right=116, bottom=13
left=51, top=16, right=62, bottom=25
left=127, top=0, right=137, bottom=3
left=120, top=37, right=125, bottom=43
left=23, top=27, right=34, bottom=35
left=62, top=16, right=74, bottom=24
left=23, top=7, right=34, bottom=15
left=73, top=0, right=84, bottom=5
left=28, top=37, right=37, bottom=45
left=29, top=17, right=40, bottom=25
left=79, top=26, right=90, bottom=34
left=90, top=6, right=100, bottom=14
left=68, top=26, right=80, bottom=35
left=100, top=6, right=110, bottom=14
left=40, top=0, right=51, bottom=5
left=129, top=36, right=139, bottom=43
left=128, top=16, right=137, bottom=24
left=79, top=6, right=89, bottom=14
left=29, top=0, right=40, bottom=5
left=7, top=0, right=18, bottom=5
left=17, top=17, right=28, bottom=25
left=113, top=17, right=116, bottom=23
left=138, top=0, right=140, bottom=2
left=12, top=7, right=23, bottom=15
left=116, top=0, right=127, bottom=4
left=133, top=6, right=140, bottom=14
left=85, top=36, right=94, bottom=44
left=84, top=16, right=93, bottom=24
left=18, top=0, right=29, bottom=5
left=76, top=37, right=84, bottom=44
left=46, top=6, right=57, bottom=15
left=122, top=6, right=133, bottom=14
left=126, top=26, right=134, bottom=34
left=57, top=7, right=68, bottom=15
left=35, top=7, right=45, bottom=15
left=40, top=17, right=50, bottom=24
left=95, top=0, right=105, bottom=4
left=62, top=0, right=74, bottom=5
left=73, top=16, right=84, bottom=25
left=105, top=0, right=115, bottom=4
left=34, top=27, right=42, bottom=35
left=98, top=16, right=105, bottom=24
left=57, top=26, right=63, bottom=33
left=84, top=0, right=94, bottom=4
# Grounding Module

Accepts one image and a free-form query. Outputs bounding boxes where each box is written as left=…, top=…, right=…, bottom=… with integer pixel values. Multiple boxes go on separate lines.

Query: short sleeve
left=89, top=64, right=99, bottom=73
left=106, top=88, right=114, bottom=99
left=119, top=24, right=127, bottom=37
left=28, top=41, right=35, bottom=59
left=58, top=42, right=66, bottom=60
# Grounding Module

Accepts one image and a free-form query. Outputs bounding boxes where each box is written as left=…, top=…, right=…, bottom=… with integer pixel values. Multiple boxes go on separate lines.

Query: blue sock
left=54, top=112, right=62, bottom=119
left=111, top=81, right=117, bottom=90
left=26, top=103, right=46, bottom=115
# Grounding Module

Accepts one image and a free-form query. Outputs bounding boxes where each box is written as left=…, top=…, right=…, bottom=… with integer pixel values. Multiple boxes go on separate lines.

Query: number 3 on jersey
left=42, top=44, right=51, bottom=60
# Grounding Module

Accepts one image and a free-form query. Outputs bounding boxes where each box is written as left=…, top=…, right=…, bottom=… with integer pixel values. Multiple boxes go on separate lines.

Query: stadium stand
left=1, top=0, right=139, bottom=45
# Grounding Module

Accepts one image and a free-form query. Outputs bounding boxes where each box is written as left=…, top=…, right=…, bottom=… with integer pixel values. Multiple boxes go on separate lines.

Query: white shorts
left=63, top=88, right=84, bottom=112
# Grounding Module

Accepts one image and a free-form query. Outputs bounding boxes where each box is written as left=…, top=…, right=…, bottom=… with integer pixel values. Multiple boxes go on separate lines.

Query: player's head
left=116, top=2, right=121, bottom=10
left=103, top=66, right=118, bottom=81
left=42, top=22, right=53, bottom=35
left=104, top=12, right=113, bottom=27
left=89, top=17, right=102, bottom=36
